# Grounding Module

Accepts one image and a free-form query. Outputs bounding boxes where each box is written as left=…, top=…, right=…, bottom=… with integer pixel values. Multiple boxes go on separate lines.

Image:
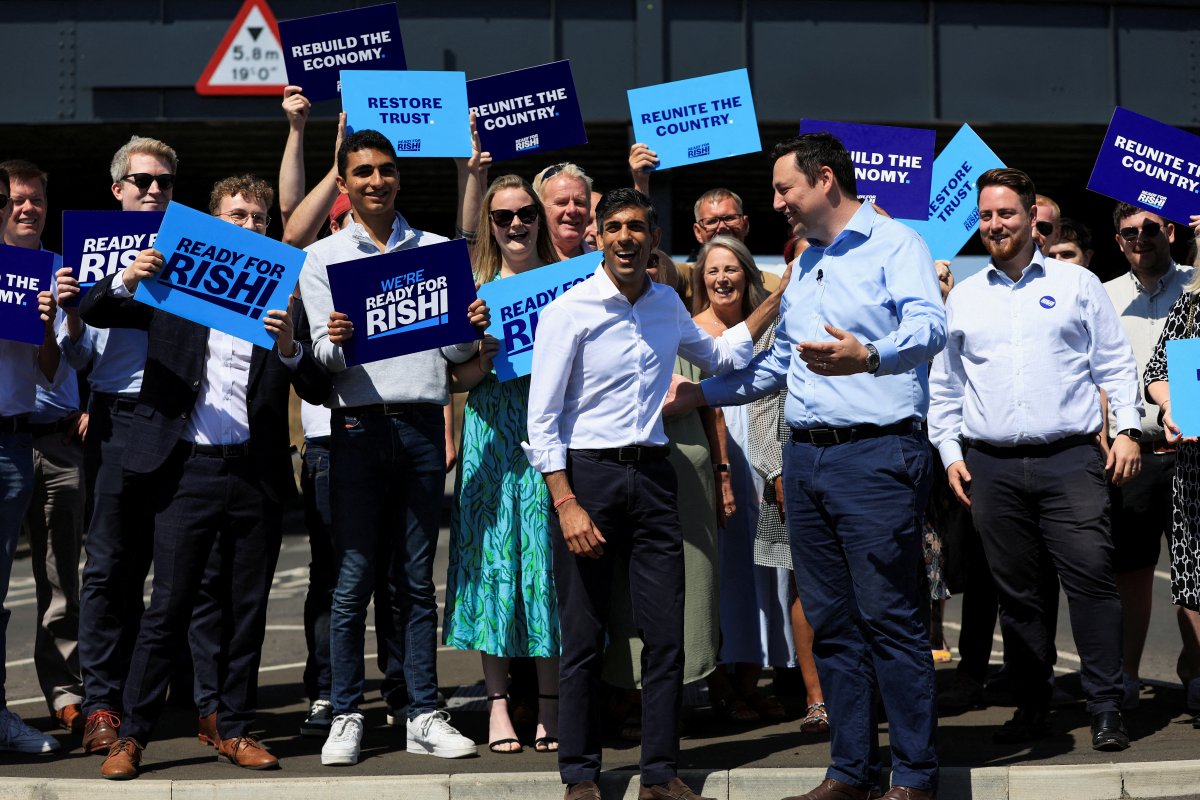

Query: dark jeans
left=784, top=431, right=938, bottom=793
left=328, top=405, right=444, bottom=717
left=0, top=431, right=35, bottom=707
left=121, top=445, right=282, bottom=743
left=967, top=442, right=1123, bottom=714
left=553, top=451, right=684, bottom=787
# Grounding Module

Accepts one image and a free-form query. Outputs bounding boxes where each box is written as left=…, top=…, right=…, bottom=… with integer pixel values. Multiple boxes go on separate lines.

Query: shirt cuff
left=937, top=439, right=965, bottom=470
left=521, top=441, right=566, bottom=474
left=1113, top=407, right=1143, bottom=436
left=277, top=342, right=304, bottom=370
left=112, top=270, right=133, bottom=298
left=871, top=336, right=899, bottom=376
left=724, top=321, right=754, bottom=368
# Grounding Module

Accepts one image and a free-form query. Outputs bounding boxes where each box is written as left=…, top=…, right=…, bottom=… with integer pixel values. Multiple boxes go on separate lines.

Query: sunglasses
left=489, top=204, right=538, bottom=227
left=121, top=173, right=175, bottom=191
left=1034, top=220, right=1055, bottom=237
left=1118, top=220, right=1162, bottom=242
left=538, top=162, right=569, bottom=183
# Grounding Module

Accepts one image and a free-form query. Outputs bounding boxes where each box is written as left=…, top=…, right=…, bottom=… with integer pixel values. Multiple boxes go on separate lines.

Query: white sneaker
left=320, top=712, right=364, bottom=766
left=0, top=708, right=60, bottom=754
left=406, top=710, right=477, bottom=758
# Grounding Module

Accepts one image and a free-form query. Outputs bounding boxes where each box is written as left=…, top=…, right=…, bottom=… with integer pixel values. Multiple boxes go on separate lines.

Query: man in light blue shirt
left=668, top=133, right=946, bottom=800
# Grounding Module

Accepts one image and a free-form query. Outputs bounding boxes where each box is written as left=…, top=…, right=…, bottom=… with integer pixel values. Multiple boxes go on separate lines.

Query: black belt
left=791, top=420, right=924, bottom=446
left=338, top=402, right=441, bottom=418
left=967, top=433, right=1096, bottom=458
left=304, top=435, right=332, bottom=448
left=573, top=445, right=671, bottom=463
left=29, top=417, right=77, bottom=438
left=0, top=415, right=30, bottom=434
left=187, top=441, right=252, bottom=458
left=94, top=393, right=137, bottom=413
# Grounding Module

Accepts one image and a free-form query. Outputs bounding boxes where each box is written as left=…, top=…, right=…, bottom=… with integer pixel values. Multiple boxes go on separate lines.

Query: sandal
left=711, top=691, right=760, bottom=723
left=534, top=693, right=559, bottom=752
left=485, top=694, right=523, bottom=754
left=800, top=701, right=829, bottom=734
left=743, top=689, right=787, bottom=722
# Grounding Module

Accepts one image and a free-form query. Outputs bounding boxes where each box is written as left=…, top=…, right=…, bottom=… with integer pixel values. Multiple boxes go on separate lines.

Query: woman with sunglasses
left=443, top=175, right=562, bottom=754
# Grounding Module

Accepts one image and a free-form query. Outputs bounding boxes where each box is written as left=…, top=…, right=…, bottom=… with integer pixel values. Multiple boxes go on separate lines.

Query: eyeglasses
left=489, top=204, right=538, bottom=227
left=1034, top=220, right=1055, bottom=237
left=698, top=213, right=745, bottom=231
left=1118, top=220, right=1162, bottom=242
left=219, top=210, right=271, bottom=228
left=121, top=173, right=175, bottom=192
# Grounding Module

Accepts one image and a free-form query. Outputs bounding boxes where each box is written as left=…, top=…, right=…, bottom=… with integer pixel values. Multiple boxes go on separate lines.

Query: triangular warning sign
left=195, top=0, right=287, bottom=96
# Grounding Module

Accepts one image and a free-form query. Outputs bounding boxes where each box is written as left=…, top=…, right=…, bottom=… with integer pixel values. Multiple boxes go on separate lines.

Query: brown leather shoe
left=639, top=776, right=716, bottom=799
left=782, top=778, right=882, bottom=800
left=565, top=781, right=602, bottom=800
left=100, top=737, right=142, bottom=780
left=82, top=710, right=121, bottom=754
left=879, top=789, right=934, bottom=800
left=218, top=736, right=280, bottom=770
left=197, top=711, right=219, bottom=748
left=55, top=703, right=84, bottom=734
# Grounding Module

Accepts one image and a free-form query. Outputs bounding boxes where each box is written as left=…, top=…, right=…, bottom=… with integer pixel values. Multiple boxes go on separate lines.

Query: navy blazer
left=80, top=272, right=332, bottom=503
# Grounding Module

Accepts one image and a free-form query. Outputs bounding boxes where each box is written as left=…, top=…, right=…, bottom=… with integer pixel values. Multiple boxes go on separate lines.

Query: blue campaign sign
left=326, top=238, right=480, bottom=366
left=627, top=68, right=761, bottom=170
left=799, top=119, right=935, bottom=221
left=1087, top=107, right=1200, bottom=225
left=61, top=211, right=164, bottom=306
left=0, top=244, right=54, bottom=345
left=278, top=3, right=405, bottom=103
left=903, top=125, right=1005, bottom=262
left=478, top=252, right=602, bottom=382
left=467, top=60, right=587, bottom=163
left=1167, top=338, right=1200, bottom=438
left=133, top=202, right=305, bottom=349
left=341, top=70, right=471, bottom=157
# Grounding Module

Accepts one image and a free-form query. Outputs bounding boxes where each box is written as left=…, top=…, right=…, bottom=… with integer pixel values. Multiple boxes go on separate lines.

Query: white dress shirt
left=523, top=265, right=754, bottom=474
left=0, top=339, right=64, bottom=418
left=929, top=252, right=1144, bottom=467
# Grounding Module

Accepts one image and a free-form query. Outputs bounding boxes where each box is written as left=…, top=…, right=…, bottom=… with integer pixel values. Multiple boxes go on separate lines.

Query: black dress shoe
left=993, top=708, right=1051, bottom=744
left=1091, top=710, right=1129, bottom=751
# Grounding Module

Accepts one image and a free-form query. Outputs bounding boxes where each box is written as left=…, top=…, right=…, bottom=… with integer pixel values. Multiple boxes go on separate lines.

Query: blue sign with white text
left=478, top=253, right=602, bottom=381
left=904, top=125, right=1005, bottom=262
left=134, top=203, right=305, bottom=349
left=0, top=244, right=54, bottom=345
left=326, top=238, right=480, bottom=366
left=1167, top=338, right=1200, bottom=437
left=467, top=61, right=587, bottom=163
left=627, top=68, right=760, bottom=170
left=341, top=70, right=471, bottom=158
left=1087, top=107, right=1200, bottom=225
left=61, top=211, right=164, bottom=306
left=279, top=3, right=405, bottom=103
left=799, top=120, right=935, bottom=221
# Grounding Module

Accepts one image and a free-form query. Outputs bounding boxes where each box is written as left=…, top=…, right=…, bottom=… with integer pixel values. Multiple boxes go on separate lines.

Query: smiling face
left=600, top=204, right=661, bottom=296
left=5, top=176, right=46, bottom=248
left=772, top=155, right=826, bottom=236
left=978, top=185, right=1035, bottom=265
left=702, top=246, right=747, bottom=316
left=489, top=187, right=540, bottom=263
left=337, top=147, right=399, bottom=221
left=112, top=152, right=174, bottom=211
left=540, top=175, right=589, bottom=256
left=693, top=197, right=748, bottom=245
left=1115, top=209, right=1173, bottom=275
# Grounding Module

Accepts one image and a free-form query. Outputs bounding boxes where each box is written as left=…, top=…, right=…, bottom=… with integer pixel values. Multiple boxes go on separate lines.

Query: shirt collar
left=349, top=211, right=412, bottom=251
left=1127, top=262, right=1177, bottom=296
left=986, top=246, right=1046, bottom=286
left=592, top=263, right=651, bottom=304
left=805, top=203, right=876, bottom=252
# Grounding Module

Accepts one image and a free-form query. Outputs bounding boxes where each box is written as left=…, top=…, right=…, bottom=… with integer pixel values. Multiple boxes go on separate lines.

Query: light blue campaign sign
left=903, top=125, right=1005, bottom=262
left=1167, top=338, right=1200, bottom=438
left=341, top=70, right=471, bottom=157
left=478, top=252, right=602, bottom=382
left=134, top=202, right=305, bottom=349
left=1087, top=107, right=1200, bottom=225
left=0, top=244, right=54, bottom=346
left=627, top=68, right=760, bottom=170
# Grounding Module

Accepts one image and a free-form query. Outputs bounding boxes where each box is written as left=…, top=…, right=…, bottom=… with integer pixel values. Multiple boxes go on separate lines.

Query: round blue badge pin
left=1039, top=296, right=1056, bottom=309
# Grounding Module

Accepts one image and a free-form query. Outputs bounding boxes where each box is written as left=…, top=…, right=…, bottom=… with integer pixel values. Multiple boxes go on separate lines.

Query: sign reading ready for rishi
left=326, top=238, right=480, bottom=366
left=0, top=244, right=54, bottom=345
left=799, top=120, right=935, bottom=221
left=134, top=202, right=305, bottom=349
left=278, top=3, right=405, bottom=103
left=1088, top=107, right=1200, bottom=225
left=340, top=70, right=471, bottom=157
left=467, top=60, right=587, bottom=163
left=61, top=211, right=164, bottom=306
left=478, top=252, right=602, bottom=381
left=627, top=68, right=760, bottom=170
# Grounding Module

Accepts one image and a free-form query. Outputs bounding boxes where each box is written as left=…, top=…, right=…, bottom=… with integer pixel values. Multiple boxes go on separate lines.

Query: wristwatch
left=864, top=343, right=880, bottom=374
left=713, top=462, right=730, bottom=473
left=1116, top=428, right=1142, bottom=442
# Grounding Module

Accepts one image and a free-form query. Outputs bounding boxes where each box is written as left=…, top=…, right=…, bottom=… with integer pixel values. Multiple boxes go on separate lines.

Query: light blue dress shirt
left=701, top=203, right=947, bottom=428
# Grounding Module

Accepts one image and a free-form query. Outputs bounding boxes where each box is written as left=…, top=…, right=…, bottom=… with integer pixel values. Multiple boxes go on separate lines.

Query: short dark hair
left=1058, top=217, right=1092, bottom=251
left=595, top=187, right=657, bottom=231
left=976, top=168, right=1036, bottom=210
left=1112, top=201, right=1164, bottom=230
left=208, top=174, right=274, bottom=215
left=0, top=159, right=47, bottom=191
left=770, top=133, right=857, bottom=198
left=337, top=130, right=397, bottom=176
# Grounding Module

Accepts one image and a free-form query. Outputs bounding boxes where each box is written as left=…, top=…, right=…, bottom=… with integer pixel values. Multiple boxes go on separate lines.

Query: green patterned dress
left=442, top=372, right=560, bottom=657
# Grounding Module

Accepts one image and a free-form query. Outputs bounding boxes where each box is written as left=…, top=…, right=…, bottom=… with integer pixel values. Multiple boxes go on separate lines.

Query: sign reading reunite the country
left=0, top=244, right=54, bottom=346
left=340, top=70, right=471, bottom=158
left=326, top=238, right=480, bottom=366
left=466, top=60, right=587, bottom=163
left=1166, top=338, right=1200, bottom=437
left=278, top=3, right=405, bottom=103
left=61, top=211, right=164, bottom=307
left=133, top=202, right=305, bottom=349
left=799, top=119, right=936, bottom=221
left=478, top=252, right=602, bottom=382
left=1087, top=107, right=1200, bottom=225
left=627, top=68, right=760, bottom=170
left=904, top=124, right=1006, bottom=262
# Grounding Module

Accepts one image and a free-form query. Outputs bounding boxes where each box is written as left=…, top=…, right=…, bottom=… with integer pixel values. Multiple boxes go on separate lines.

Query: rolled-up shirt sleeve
left=299, top=252, right=349, bottom=373
left=874, top=234, right=948, bottom=375
left=522, top=302, right=580, bottom=474
left=1082, top=273, right=1143, bottom=433
left=700, top=291, right=792, bottom=407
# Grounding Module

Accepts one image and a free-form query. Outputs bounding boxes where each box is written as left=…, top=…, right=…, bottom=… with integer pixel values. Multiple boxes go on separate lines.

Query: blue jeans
left=328, top=405, right=444, bottom=717
left=0, top=431, right=35, bottom=707
left=784, top=430, right=938, bottom=793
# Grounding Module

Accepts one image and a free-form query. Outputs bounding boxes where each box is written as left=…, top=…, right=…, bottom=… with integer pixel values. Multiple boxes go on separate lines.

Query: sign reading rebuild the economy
left=134, top=202, right=305, bottom=349
left=466, top=60, right=587, bottom=163
left=61, top=211, right=164, bottom=306
left=278, top=3, right=406, bottom=103
left=326, top=238, right=481, bottom=366
left=0, top=244, right=54, bottom=346
left=340, top=70, right=471, bottom=158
